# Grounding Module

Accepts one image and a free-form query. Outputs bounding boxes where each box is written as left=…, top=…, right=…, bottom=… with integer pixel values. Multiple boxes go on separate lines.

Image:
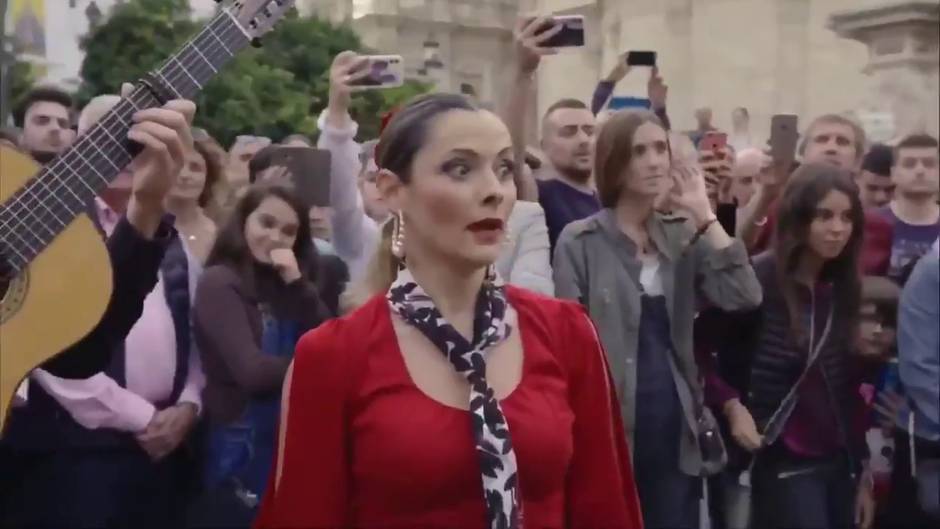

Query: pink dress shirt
left=29, top=199, right=205, bottom=433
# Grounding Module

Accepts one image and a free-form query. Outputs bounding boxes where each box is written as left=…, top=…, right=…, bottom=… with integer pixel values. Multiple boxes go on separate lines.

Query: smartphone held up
left=769, top=114, right=799, bottom=165
left=700, top=132, right=728, bottom=153
left=534, top=15, right=586, bottom=48
left=627, top=51, right=657, bottom=67
left=348, top=55, right=405, bottom=90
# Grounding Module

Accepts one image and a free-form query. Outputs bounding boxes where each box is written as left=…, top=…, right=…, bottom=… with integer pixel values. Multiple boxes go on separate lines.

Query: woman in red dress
left=254, top=93, right=643, bottom=529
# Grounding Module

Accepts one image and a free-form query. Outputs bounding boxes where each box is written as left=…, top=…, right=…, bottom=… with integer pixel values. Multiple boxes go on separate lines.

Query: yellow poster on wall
left=9, top=0, right=47, bottom=57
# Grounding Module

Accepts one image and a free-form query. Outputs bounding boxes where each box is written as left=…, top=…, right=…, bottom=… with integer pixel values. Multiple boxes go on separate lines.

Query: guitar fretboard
left=0, top=9, right=251, bottom=275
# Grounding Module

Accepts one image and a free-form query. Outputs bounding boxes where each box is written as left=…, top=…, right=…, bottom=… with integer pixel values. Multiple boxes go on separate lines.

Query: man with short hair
left=876, top=134, right=940, bottom=281
left=799, top=113, right=867, bottom=171
left=859, top=144, right=895, bottom=209
left=731, top=148, right=765, bottom=208
left=13, top=86, right=76, bottom=163
left=740, top=113, right=894, bottom=275
left=2, top=89, right=198, bottom=529
left=536, top=98, right=601, bottom=250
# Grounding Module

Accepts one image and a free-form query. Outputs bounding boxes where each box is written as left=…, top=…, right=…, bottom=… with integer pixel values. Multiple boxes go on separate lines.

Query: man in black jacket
left=35, top=97, right=196, bottom=378
left=0, top=94, right=196, bottom=526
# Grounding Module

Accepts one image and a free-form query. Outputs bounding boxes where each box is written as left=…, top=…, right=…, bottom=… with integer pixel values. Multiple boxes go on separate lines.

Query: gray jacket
left=553, top=208, right=762, bottom=475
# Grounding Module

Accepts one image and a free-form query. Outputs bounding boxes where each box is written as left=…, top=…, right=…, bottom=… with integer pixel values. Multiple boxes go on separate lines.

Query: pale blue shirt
left=897, top=240, right=940, bottom=441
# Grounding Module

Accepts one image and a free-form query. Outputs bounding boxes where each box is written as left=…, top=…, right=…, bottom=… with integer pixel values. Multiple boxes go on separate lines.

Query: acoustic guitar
left=0, top=0, right=296, bottom=430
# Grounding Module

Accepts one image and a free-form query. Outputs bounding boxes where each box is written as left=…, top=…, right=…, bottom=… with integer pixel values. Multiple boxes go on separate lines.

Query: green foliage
left=8, top=59, right=37, bottom=119
left=76, top=0, right=199, bottom=106
left=76, top=1, right=431, bottom=147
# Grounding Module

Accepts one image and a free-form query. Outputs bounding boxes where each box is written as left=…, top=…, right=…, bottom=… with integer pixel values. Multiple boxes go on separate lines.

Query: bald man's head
left=78, top=95, right=121, bottom=137
left=731, top=148, right=766, bottom=206
left=79, top=95, right=129, bottom=191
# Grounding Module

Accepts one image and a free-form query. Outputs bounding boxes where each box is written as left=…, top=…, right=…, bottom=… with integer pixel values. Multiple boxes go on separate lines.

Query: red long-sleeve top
left=255, top=287, right=643, bottom=529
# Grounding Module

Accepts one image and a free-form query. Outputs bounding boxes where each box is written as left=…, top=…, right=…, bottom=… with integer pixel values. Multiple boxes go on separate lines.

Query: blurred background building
left=5, top=0, right=937, bottom=143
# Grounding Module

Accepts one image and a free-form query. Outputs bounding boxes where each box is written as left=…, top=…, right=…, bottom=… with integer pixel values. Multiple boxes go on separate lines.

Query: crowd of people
left=0, top=14, right=938, bottom=529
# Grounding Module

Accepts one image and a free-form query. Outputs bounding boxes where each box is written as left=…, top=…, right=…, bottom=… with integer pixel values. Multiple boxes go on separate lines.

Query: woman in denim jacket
left=553, top=110, right=761, bottom=529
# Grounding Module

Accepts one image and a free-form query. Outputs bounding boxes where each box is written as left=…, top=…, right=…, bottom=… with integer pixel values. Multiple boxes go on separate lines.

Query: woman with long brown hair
left=255, top=93, right=642, bottom=528
left=553, top=110, right=762, bottom=529
left=709, top=163, right=875, bottom=529
left=190, top=183, right=333, bottom=527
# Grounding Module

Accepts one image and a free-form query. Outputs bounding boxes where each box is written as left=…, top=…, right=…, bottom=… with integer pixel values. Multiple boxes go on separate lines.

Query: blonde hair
left=78, top=95, right=121, bottom=136
left=339, top=217, right=402, bottom=313
left=800, top=113, right=867, bottom=160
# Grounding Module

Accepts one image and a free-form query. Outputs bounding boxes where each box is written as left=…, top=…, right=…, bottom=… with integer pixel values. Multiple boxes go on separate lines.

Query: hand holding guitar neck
left=0, top=0, right=299, bottom=432
left=123, top=84, right=197, bottom=238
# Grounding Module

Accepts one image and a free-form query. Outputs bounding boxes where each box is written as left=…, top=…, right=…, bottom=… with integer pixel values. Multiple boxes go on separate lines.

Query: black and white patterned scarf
left=387, top=269, right=520, bottom=529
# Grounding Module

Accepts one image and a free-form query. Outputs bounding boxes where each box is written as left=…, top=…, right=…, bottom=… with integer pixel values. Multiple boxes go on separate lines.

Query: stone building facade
left=536, top=0, right=938, bottom=144
left=301, top=0, right=521, bottom=107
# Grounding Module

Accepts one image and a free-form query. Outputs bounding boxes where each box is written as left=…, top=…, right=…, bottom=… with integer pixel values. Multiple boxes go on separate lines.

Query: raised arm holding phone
left=315, top=51, right=383, bottom=280
left=506, top=15, right=561, bottom=202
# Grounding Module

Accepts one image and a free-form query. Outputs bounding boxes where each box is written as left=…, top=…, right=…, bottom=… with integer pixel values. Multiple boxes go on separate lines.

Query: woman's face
left=244, top=195, right=300, bottom=264
left=380, top=109, right=517, bottom=271
left=623, top=121, right=671, bottom=198
left=170, top=148, right=207, bottom=203
left=806, top=189, right=854, bottom=261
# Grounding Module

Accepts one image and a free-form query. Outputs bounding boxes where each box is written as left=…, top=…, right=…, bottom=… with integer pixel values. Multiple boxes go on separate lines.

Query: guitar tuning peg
left=251, top=37, right=263, bottom=48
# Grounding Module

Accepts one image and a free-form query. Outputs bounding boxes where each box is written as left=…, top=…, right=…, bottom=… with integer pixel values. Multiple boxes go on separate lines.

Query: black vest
left=722, top=253, right=864, bottom=468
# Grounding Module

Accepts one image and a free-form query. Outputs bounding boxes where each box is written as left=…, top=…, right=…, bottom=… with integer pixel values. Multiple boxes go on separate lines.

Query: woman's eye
left=443, top=160, right=472, bottom=179
left=497, top=160, right=515, bottom=180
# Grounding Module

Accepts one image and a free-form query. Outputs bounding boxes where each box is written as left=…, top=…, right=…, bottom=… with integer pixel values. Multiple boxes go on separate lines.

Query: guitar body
left=0, top=0, right=297, bottom=430
left=0, top=146, right=112, bottom=430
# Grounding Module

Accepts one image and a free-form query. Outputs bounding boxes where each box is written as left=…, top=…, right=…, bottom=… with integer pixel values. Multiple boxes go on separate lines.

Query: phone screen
left=770, top=114, right=799, bottom=164
left=608, top=97, right=651, bottom=111
left=627, top=51, right=657, bottom=67
left=269, top=147, right=332, bottom=207
left=700, top=132, right=728, bottom=152
left=348, top=56, right=404, bottom=89
left=536, top=16, right=585, bottom=48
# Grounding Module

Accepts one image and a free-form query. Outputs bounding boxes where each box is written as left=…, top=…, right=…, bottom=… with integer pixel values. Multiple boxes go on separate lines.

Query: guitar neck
left=0, top=9, right=251, bottom=274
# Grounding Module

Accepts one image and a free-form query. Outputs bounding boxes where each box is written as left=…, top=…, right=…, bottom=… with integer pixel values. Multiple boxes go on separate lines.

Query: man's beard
left=558, top=164, right=592, bottom=183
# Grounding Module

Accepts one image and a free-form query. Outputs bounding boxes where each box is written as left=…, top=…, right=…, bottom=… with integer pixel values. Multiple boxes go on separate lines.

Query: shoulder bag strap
left=759, top=304, right=834, bottom=445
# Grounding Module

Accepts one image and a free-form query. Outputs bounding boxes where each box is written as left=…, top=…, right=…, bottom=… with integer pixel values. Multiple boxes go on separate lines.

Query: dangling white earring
left=391, top=211, right=406, bottom=261
left=485, top=263, right=497, bottom=284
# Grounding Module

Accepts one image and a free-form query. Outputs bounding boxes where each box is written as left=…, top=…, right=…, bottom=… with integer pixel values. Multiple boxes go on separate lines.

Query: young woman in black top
left=710, top=163, right=875, bottom=529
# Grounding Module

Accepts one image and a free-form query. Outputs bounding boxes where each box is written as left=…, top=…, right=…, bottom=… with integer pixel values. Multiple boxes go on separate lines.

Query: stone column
left=828, top=1, right=940, bottom=140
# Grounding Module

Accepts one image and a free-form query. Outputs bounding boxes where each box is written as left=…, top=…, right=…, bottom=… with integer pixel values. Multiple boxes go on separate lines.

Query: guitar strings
left=0, top=12, right=237, bottom=252
left=0, top=9, right=246, bottom=270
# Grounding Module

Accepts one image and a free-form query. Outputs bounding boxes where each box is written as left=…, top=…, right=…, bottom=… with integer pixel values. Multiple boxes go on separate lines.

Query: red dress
left=254, top=287, right=643, bottom=529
